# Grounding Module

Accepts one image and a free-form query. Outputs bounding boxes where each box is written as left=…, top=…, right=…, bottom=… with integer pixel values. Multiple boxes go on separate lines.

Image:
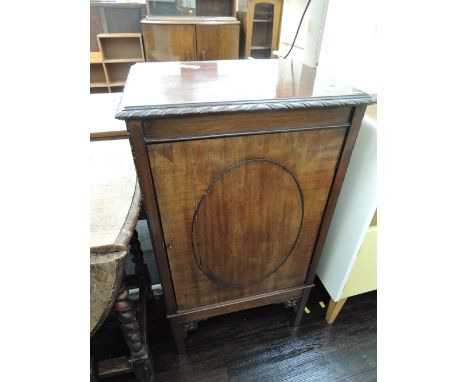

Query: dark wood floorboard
left=91, top=279, right=376, bottom=382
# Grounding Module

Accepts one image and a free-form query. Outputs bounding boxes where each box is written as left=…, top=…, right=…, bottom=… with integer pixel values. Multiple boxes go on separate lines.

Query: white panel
left=318, top=0, right=377, bottom=93
left=317, top=115, right=377, bottom=301
left=303, top=0, right=329, bottom=67
left=278, top=0, right=329, bottom=63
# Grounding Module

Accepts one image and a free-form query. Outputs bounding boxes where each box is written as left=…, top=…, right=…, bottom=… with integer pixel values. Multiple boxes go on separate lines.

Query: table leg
left=130, top=230, right=150, bottom=280
left=114, top=288, right=154, bottom=382
left=325, top=297, right=347, bottom=324
left=292, top=287, right=312, bottom=326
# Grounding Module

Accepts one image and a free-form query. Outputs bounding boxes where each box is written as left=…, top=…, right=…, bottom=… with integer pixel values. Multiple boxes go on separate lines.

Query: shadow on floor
left=91, top=278, right=377, bottom=382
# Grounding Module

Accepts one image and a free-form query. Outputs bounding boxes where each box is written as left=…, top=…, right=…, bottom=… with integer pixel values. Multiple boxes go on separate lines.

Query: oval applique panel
left=192, top=159, right=304, bottom=287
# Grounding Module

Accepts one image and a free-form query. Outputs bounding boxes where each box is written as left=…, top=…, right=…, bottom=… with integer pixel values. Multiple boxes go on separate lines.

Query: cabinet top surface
left=117, top=59, right=375, bottom=119
left=90, top=139, right=139, bottom=254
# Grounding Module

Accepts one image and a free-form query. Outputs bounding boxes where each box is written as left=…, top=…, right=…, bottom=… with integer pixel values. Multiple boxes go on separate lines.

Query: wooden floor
left=91, top=280, right=377, bottom=382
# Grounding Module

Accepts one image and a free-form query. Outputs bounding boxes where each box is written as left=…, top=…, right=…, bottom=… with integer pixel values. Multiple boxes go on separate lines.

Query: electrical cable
left=283, top=0, right=313, bottom=59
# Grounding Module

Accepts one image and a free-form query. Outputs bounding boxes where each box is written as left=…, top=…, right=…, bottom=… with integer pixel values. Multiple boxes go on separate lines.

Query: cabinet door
left=148, top=128, right=346, bottom=310
left=196, top=24, right=239, bottom=60
left=104, top=5, right=146, bottom=33
left=142, top=23, right=196, bottom=61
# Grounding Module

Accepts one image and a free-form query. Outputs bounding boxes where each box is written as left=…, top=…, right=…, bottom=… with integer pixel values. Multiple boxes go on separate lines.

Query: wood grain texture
left=142, top=18, right=239, bottom=62
left=195, top=24, right=239, bottom=60
left=119, top=59, right=374, bottom=352
left=142, top=107, right=351, bottom=142
left=326, top=297, right=348, bottom=324
left=142, top=23, right=196, bottom=61
left=116, top=60, right=375, bottom=119
left=90, top=251, right=127, bottom=335
left=192, top=159, right=303, bottom=287
left=148, top=128, right=346, bottom=310
left=126, top=120, right=178, bottom=314
left=168, top=285, right=308, bottom=323
left=98, top=33, right=144, bottom=61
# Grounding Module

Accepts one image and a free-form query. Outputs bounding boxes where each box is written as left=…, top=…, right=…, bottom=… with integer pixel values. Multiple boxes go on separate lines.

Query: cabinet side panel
left=148, top=128, right=346, bottom=310
left=126, top=121, right=178, bottom=313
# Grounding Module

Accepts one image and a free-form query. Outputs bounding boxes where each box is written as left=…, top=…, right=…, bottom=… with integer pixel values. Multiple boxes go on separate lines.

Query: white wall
left=318, top=0, right=377, bottom=93
left=279, top=0, right=376, bottom=93
left=278, top=0, right=312, bottom=61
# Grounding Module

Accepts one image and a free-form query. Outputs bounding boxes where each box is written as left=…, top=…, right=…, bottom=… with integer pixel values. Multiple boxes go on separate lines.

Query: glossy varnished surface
left=116, top=60, right=374, bottom=118
left=141, top=18, right=239, bottom=62
left=142, top=23, right=196, bottom=62
left=119, top=59, right=374, bottom=351
left=148, top=129, right=346, bottom=310
left=195, top=24, right=240, bottom=60
left=192, top=159, right=303, bottom=287
left=142, top=107, right=351, bottom=142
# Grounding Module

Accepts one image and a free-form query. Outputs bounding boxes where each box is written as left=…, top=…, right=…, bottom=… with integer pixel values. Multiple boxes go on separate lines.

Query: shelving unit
left=90, top=52, right=109, bottom=93
left=238, top=0, right=283, bottom=59
left=90, top=33, right=145, bottom=93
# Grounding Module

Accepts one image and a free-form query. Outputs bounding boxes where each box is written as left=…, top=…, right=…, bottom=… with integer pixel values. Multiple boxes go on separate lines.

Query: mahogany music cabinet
left=116, top=59, right=375, bottom=353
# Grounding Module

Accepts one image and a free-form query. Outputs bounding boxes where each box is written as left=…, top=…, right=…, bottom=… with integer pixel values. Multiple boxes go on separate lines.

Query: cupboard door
left=142, top=23, right=196, bottom=61
left=196, top=24, right=239, bottom=60
left=148, top=128, right=346, bottom=310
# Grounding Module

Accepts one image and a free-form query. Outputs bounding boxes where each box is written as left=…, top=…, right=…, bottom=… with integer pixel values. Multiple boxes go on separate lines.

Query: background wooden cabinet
left=142, top=23, right=196, bottom=61
left=238, top=0, right=283, bottom=58
left=195, top=24, right=240, bottom=61
left=141, top=18, right=240, bottom=61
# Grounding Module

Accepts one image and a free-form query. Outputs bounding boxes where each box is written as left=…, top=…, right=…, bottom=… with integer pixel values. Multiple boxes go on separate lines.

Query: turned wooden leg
left=325, top=297, right=347, bottom=324
left=114, top=288, right=154, bottom=382
left=129, top=230, right=152, bottom=343
left=292, top=287, right=312, bottom=326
